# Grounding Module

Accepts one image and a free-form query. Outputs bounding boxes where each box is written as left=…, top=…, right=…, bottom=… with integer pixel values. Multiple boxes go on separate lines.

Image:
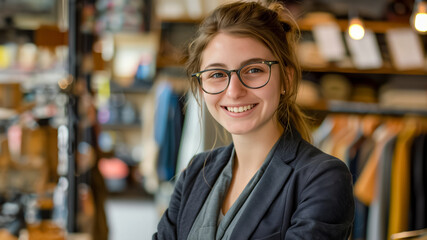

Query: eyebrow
left=203, top=58, right=268, bottom=70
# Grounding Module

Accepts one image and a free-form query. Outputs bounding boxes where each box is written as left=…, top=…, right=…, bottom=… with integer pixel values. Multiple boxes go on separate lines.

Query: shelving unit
left=302, top=65, right=426, bottom=75
left=109, top=81, right=152, bottom=94
left=298, top=18, right=412, bottom=33
left=154, top=14, right=427, bottom=118
left=305, top=100, right=427, bottom=116
left=100, top=123, right=141, bottom=131
left=0, top=0, right=82, bottom=239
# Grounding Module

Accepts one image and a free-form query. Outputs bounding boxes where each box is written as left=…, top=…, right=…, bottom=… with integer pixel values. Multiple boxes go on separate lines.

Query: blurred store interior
left=0, top=0, right=426, bottom=239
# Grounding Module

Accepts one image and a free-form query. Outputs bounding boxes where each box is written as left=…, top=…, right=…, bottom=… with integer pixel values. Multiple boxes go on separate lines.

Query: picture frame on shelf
left=112, top=32, right=160, bottom=88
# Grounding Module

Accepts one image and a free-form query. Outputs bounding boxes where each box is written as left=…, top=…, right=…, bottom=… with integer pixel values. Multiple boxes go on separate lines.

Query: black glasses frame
left=191, top=60, right=279, bottom=95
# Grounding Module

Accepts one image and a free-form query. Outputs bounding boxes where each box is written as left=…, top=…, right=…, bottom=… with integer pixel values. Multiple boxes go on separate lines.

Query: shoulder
left=284, top=139, right=353, bottom=201
left=286, top=139, right=354, bottom=213
left=292, top=139, right=350, bottom=175
left=276, top=127, right=349, bottom=176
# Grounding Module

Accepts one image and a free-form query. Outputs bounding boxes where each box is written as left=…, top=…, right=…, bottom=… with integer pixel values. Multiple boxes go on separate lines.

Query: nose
left=226, top=72, right=247, bottom=98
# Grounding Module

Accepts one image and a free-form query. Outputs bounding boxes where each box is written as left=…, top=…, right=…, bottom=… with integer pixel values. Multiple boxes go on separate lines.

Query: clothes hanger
left=391, top=228, right=427, bottom=240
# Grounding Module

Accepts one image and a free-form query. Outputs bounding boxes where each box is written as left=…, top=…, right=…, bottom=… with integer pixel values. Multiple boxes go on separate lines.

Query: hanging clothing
left=314, top=115, right=427, bottom=240
left=154, top=82, right=184, bottom=181
left=409, top=133, right=427, bottom=231
left=388, top=124, right=418, bottom=239
left=355, top=124, right=396, bottom=205
left=350, top=135, right=375, bottom=240
left=331, top=116, right=361, bottom=163
left=366, top=136, right=397, bottom=240
left=176, top=93, right=204, bottom=175
left=139, top=90, right=160, bottom=194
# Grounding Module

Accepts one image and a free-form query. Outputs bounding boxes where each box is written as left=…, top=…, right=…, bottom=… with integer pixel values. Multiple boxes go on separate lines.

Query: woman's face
left=200, top=33, right=283, bottom=137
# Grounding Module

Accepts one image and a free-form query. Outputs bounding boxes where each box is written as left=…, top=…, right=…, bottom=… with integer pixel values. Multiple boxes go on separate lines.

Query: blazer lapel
left=179, top=144, right=234, bottom=239
left=231, top=128, right=302, bottom=240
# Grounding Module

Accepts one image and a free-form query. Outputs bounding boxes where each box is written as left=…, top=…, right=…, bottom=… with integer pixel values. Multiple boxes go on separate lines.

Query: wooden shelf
left=156, top=56, right=186, bottom=69
left=302, top=65, right=427, bottom=75
left=297, top=18, right=411, bottom=33
left=0, top=69, right=67, bottom=89
left=304, top=100, right=427, bottom=116
left=159, top=17, right=203, bottom=24
left=100, top=123, right=141, bottom=131
left=158, top=16, right=412, bottom=33
left=109, top=81, right=152, bottom=94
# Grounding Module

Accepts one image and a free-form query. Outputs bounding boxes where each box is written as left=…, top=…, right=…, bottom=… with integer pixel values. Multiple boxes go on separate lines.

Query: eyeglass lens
left=200, top=62, right=272, bottom=94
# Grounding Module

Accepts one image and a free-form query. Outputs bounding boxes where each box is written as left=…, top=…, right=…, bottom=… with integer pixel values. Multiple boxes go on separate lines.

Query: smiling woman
left=153, top=1, right=355, bottom=239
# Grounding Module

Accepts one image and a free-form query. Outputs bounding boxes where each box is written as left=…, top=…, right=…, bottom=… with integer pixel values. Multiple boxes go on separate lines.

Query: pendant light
left=348, top=8, right=365, bottom=40
left=411, top=0, right=427, bottom=33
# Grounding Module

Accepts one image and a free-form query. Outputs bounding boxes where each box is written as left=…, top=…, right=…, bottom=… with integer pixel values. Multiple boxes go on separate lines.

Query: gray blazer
left=153, top=128, right=354, bottom=239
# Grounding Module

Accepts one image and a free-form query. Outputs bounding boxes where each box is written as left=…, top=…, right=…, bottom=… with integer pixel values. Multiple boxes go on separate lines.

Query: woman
left=153, top=1, right=354, bottom=239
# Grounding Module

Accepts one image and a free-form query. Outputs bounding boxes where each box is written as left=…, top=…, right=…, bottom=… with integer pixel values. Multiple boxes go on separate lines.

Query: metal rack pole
left=67, top=0, right=79, bottom=233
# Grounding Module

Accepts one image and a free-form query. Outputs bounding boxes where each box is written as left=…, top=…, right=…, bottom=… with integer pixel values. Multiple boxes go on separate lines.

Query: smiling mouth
left=225, top=104, right=256, bottom=113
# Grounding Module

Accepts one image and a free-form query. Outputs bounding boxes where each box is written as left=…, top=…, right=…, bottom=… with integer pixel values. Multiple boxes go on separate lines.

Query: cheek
left=267, top=84, right=283, bottom=109
left=268, top=77, right=283, bottom=99
left=273, top=75, right=283, bottom=92
left=271, top=71, right=285, bottom=92
left=203, top=94, right=219, bottom=110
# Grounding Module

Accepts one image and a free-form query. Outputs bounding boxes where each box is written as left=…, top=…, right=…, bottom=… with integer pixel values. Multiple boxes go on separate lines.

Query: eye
left=211, top=72, right=225, bottom=78
left=207, top=70, right=226, bottom=79
left=242, top=63, right=268, bottom=75
left=247, top=67, right=263, bottom=74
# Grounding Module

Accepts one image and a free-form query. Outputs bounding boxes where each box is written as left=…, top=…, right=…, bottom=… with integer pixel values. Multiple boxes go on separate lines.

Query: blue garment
left=154, top=83, right=183, bottom=181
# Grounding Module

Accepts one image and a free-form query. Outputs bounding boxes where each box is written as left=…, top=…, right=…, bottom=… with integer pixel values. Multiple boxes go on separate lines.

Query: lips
left=225, top=104, right=256, bottom=113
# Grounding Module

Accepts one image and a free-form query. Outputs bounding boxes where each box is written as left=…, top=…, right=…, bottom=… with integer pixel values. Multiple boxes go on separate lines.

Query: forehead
left=201, top=33, right=274, bottom=68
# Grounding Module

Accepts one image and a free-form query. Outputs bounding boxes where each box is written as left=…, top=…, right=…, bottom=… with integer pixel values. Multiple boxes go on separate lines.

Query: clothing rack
left=320, top=101, right=427, bottom=117
left=313, top=114, right=427, bottom=240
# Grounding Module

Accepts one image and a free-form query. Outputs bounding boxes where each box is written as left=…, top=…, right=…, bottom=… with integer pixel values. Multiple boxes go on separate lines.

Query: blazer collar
left=276, top=125, right=302, bottom=164
left=179, top=144, right=234, bottom=239
left=231, top=127, right=302, bottom=239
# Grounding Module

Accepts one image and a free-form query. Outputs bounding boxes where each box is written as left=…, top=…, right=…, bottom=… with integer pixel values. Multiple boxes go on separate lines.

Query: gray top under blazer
left=153, top=127, right=355, bottom=240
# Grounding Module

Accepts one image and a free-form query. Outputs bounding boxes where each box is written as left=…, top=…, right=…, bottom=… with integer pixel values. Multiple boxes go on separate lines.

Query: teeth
left=226, top=104, right=255, bottom=113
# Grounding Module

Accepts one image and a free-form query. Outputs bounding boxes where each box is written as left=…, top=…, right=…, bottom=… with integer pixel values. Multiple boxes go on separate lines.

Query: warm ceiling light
left=348, top=17, right=365, bottom=40
left=411, top=0, right=427, bottom=33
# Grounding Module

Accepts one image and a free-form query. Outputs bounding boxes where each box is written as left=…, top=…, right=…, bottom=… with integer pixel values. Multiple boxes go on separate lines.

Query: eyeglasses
left=191, top=61, right=279, bottom=95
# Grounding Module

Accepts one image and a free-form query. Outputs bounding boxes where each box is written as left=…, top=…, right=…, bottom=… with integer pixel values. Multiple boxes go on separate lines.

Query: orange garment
left=354, top=125, right=395, bottom=205
left=388, top=122, right=418, bottom=239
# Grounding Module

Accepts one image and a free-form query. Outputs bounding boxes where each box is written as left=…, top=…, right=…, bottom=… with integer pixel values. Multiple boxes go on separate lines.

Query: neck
left=232, top=121, right=284, bottom=173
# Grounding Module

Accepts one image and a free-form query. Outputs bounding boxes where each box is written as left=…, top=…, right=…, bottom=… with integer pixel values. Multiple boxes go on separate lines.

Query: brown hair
left=186, top=0, right=312, bottom=142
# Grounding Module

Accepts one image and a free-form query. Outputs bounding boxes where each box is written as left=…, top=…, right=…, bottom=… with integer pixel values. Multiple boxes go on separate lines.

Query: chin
left=227, top=130, right=246, bottom=136
left=224, top=126, right=253, bottom=136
